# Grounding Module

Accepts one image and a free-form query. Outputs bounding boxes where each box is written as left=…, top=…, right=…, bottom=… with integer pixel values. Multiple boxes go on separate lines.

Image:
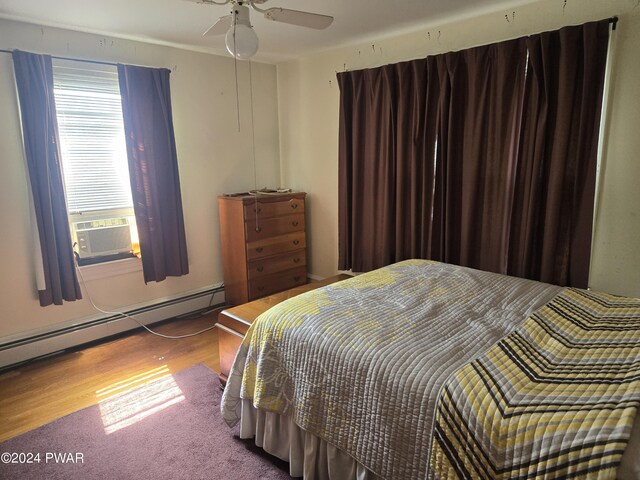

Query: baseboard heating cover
left=0, top=286, right=225, bottom=370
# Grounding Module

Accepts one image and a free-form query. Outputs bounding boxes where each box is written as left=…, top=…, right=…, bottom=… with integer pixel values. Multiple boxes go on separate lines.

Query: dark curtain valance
left=338, top=20, right=610, bottom=288
left=118, top=64, right=189, bottom=283
left=12, top=50, right=82, bottom=306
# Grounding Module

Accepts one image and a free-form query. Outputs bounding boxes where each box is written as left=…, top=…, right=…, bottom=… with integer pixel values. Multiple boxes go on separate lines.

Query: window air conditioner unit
left=74, top=218, right=132, bottom=259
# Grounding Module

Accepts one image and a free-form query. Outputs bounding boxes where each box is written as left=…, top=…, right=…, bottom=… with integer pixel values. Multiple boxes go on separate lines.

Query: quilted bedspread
left=221, top=260, right=563, bottom=479
left=430, top=287, right=640, bottom=479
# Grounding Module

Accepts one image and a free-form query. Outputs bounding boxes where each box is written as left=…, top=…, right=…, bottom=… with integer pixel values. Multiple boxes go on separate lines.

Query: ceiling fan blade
left=202, top=15, right=232, bottom=36
left=263, top=8, right=333, bottom=30
left=187, top=0, right=231, bottom=4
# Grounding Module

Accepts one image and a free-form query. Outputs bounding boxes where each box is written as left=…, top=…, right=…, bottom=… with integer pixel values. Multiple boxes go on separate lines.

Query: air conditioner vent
left=74, top=218, right=132, bottom=259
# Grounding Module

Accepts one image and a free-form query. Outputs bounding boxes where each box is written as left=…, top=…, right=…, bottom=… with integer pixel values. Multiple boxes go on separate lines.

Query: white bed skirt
left=239, top=399, right=380, bottom=479
left=239, top=398, right=640, bottom=480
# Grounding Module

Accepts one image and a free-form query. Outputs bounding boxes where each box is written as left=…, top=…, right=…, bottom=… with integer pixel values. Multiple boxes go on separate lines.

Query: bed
left=221, top=260, right=640, bottom=479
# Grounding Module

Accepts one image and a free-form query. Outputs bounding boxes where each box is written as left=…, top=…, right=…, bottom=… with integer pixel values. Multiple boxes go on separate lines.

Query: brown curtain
left=338, top=20, right=609, bottom=287
left=118, top=65, right=189, bottom=283
left=338, top=58, right=441, bottom=271
left=338, top=39, right=528, bottom=274
left=434, top=39, right=528, bottom=273
left=508, top=21, right=610, bottom=287
left=12, top=50, right=82, bottom=306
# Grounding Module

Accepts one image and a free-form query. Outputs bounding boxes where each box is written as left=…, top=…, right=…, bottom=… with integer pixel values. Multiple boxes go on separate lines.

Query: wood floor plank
left=0, top=314, right=219, bottom=442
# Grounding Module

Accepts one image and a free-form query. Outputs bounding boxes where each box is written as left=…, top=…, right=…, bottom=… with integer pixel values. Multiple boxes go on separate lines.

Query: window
left=52, top=59, right=138, bottom=265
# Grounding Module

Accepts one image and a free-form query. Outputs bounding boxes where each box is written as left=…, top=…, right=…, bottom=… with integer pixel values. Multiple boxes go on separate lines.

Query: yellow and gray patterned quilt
left=430, top=287, right=640, bottom=479
left=222, top=260, right=576, bottom=479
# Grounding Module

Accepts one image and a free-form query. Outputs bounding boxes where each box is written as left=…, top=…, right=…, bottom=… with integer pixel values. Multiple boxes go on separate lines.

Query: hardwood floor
left=0, top=313, right=219, bottom=442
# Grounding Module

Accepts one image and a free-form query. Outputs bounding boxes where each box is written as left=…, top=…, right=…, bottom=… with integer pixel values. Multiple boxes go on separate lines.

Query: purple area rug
left=0, top=364, right=290, bottom=479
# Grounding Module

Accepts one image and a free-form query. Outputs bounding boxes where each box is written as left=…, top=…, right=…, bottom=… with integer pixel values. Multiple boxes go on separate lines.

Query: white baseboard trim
left=0, top=287, right=225, bottom=370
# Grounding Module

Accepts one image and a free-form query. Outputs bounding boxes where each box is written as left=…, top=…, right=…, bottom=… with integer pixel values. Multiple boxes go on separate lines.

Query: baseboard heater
left=0, top=286, right=225, bottom=371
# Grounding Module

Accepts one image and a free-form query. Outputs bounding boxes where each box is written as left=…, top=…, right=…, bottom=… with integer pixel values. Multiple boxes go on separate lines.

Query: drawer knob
left=292, top=221, right=299, bottom=227
left=294, top=276, right=301, bottom=282
left=291, top=203, right=298, bottom=209
left=257, top=286, right=264, bottom=292
left=293, top=258, right=300, bottom=264
left=293, top=240, right=300, bottom=246
left=255, top=226, right=262, bottom=233
left=256, top=247, right=264, bottom=253
left=257, top=266, right=264, bottom=272
left=254, top=207, right=261, bottom=213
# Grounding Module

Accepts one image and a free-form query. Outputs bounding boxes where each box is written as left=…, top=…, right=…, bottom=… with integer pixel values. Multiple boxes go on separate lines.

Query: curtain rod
left=0, top=48, right=119, bottom=66
left=610, top=16, right=618, bottom=31
left=0, top=49, right=169, bottom=70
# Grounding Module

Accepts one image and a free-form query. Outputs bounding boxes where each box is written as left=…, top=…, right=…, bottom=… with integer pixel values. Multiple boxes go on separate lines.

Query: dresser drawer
left=244, top=197, right=304, bottom=220
left=248, top=267, right=307, bottom=299
left=247, top=249, right=306, bottom=280
left=245, top=214, right=305, bottom=242
left=247, top=232, right=306, bottom=261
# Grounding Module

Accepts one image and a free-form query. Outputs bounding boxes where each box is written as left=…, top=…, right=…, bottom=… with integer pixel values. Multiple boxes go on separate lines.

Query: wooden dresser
left=216, top=274, right=351, bottom=386
left=218, top=191, right=307, bottom=306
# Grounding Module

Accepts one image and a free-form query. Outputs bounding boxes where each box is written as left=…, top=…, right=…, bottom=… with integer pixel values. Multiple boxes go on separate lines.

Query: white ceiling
left=0, top=0, right=539, bottom=63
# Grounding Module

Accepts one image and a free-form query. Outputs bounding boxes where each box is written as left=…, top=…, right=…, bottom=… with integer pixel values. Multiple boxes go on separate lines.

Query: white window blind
left=52, top=60, right=133, bottom=214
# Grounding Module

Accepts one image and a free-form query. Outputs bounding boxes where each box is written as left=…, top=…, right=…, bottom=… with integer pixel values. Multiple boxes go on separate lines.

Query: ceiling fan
left=189, top=0, right=334, bottom=60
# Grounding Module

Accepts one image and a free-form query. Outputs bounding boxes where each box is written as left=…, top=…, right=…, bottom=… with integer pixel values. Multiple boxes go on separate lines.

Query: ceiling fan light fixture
left=224, top=4, right=258, bottom=60
left=225, top=23, right=259, bottom=59
left=196, top=0, right=334, bottom=60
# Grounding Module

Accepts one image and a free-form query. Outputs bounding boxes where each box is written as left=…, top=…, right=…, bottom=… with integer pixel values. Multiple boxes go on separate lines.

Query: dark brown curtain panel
left=338, top=39, right=527, bottom=273
left=12, top=50, right=82, bottom=306
left=338, top=20, right=609, bottom=288
left=434, top=39, right=528, bottom=273
left=338, top=58, right=441, bottom=271
left=508, top=20, right=610, bottom=287
left=118, top=65, right=189, bottom=283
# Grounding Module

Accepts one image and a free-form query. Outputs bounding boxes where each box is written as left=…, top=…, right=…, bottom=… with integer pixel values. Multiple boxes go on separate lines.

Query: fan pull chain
left=249, top=60, right=260, bottom=233
left=232, top=18, right=241, bottom=132
left=249, top=60, right=257, bottom=192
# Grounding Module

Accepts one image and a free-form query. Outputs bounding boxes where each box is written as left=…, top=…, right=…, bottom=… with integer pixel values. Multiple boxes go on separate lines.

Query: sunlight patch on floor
left=97, top=365, right=185, bottom=434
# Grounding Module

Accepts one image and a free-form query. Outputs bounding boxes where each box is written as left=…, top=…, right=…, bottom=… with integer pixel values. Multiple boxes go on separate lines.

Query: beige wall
left=0, top=18, right=280, bottom=340
left=2, top=0, right=639, bottom=345
left=278, top=0, right=640, bottom=297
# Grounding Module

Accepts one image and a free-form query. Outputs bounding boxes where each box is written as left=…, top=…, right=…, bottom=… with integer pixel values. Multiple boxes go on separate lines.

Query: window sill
left=78, top=257, right=142, bottom=282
